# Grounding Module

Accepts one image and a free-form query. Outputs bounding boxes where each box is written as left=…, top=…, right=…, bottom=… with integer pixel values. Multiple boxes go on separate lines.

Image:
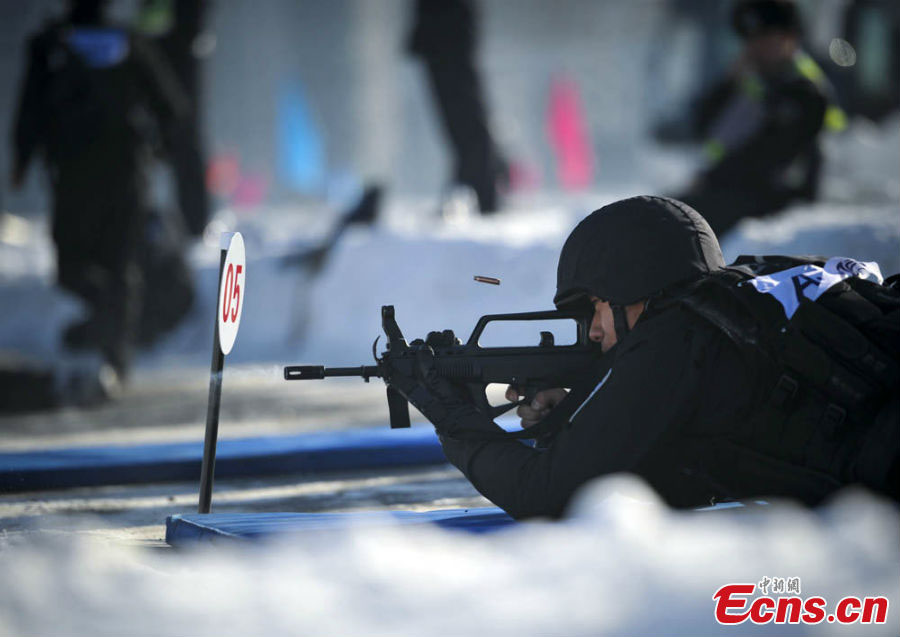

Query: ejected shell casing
left=474, top=275, right=501, bottom=285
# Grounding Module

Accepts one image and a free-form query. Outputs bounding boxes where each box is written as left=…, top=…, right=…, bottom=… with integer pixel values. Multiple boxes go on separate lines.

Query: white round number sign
left=217, top=232, right=246, bottom=355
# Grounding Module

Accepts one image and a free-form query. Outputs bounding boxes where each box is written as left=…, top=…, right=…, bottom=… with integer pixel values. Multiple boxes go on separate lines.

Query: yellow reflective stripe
left=825, top=105, right=847, bottom=131
left=704, top=139, right=726, bottom=162
left=795, top=53, right=847, bottom=132
left=794, top=53, right=825, bottom=88
left=740, top=75, right=765, bottom=100
left=136, top=0, right=174, bottom=36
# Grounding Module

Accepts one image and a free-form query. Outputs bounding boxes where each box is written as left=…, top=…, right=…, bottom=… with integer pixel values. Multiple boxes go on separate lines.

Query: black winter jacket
left=440, top=302, right=762, bottom=518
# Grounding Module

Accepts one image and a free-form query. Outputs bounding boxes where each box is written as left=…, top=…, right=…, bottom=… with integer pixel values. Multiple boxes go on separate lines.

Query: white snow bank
left=297, top=199, right=900, bottom=366
left=0, top=476, right=896, bottom=636
left=722, top=204, right=900, bottom=272
left=1, top=196, right=897, bottom=369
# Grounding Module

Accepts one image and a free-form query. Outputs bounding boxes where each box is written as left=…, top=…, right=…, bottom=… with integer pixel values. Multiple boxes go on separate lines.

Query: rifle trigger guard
left=487, top=398, right=528, bottom=418
left=372, top=335, right=381, bottom=364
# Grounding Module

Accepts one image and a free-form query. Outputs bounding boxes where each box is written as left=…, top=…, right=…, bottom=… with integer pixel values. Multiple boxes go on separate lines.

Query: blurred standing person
left=674, top=0, right=845, bottom=236
left=408, top=0, right=507, bottom=214
left=10, top=0, right=188, bottom=379
left=135, top=0, right=212, bottom=346
left=137, top=0, right=210, bottom=237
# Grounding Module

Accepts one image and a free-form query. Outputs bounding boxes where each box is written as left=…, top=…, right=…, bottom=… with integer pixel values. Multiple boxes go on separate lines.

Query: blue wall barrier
left=0, top=426, right=446, bottom=492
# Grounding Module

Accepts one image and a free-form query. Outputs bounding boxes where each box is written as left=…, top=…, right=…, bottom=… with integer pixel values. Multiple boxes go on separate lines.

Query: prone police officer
left=386, top=196, right=899, bottom=517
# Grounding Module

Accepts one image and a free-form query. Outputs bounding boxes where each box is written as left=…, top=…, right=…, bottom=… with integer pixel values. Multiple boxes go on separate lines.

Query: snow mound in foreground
left=1, top=476, right=897, bottom=636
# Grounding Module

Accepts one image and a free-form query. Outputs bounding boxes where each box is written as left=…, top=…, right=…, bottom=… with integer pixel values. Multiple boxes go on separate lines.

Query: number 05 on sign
left=198, top=232, right=246, bottom=514
left=217, top=232, right=246, bottom=355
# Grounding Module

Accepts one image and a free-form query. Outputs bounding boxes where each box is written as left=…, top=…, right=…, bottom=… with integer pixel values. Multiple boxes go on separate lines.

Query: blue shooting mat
left=166, top=507, right=516, bottom=544
left=0, top=426, right=445, bottom=492
left=164, top=500, right=765, bottom=546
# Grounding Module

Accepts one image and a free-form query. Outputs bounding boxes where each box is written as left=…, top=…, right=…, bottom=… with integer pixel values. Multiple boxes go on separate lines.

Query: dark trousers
left=421, top=57, right=502, bottom=212
left=52, top=168, right=146, bottom=374
left=411, top=0, right=503, bottom=213
left=168, top=122, right=209, bottom=236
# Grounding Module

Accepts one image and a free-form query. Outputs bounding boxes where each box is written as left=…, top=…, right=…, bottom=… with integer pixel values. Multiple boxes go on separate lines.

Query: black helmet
left=732, top=0, right=801, bottom=39
left=554, top=196, right=724, bottom=309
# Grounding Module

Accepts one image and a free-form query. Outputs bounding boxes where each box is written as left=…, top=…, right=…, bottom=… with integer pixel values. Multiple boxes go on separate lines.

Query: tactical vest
left=673, top=255, right=899, bottom=505
left=702, top=53, right=845, bottom=202
left=41, top=25, right=130, bottom=162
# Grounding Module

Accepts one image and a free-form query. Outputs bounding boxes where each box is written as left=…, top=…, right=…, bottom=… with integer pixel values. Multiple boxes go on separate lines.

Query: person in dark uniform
left=674, top=0, right=846, bottom=237
left=134, top=0, right=212, bottom=346
left=10, top=0, right=187, bottom=377
left=384, top=196, right=899, bottom=518
left=137, top=0, right=210, bottom=237
left=408, top=0, right=507, bottom=214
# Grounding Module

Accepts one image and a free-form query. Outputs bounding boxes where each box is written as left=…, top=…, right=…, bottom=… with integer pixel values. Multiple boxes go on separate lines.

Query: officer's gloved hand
left=386, top=340, right=494, bottom=439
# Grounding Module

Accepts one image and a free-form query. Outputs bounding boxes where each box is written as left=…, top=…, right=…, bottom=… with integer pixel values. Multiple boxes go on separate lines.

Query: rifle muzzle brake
left=284, top=365, right=381, bottom=381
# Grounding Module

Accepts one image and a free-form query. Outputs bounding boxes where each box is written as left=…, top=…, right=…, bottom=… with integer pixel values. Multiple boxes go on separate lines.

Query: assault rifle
left=284, top=305, right=600, bottom=431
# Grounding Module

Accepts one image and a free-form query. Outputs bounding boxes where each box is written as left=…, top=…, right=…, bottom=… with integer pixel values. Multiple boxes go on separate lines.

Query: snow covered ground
left=0, top=478, right=897, bottom=636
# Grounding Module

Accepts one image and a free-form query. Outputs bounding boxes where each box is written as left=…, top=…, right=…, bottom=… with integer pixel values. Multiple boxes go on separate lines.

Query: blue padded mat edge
left=0, top=426, right=445, bottom=492
left=166, top=507, right=516, bottom=544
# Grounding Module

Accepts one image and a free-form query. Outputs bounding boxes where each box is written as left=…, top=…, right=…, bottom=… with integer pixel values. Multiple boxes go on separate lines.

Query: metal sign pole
left=198, top=246, right=228, bottom=514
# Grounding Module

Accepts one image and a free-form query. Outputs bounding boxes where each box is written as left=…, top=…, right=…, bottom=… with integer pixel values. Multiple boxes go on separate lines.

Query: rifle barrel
left=284, top=365, right=380, bottom=380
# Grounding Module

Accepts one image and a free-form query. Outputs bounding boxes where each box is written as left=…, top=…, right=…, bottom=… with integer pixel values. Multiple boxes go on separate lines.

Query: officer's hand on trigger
left=505, top=386, right=568, bottom=429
